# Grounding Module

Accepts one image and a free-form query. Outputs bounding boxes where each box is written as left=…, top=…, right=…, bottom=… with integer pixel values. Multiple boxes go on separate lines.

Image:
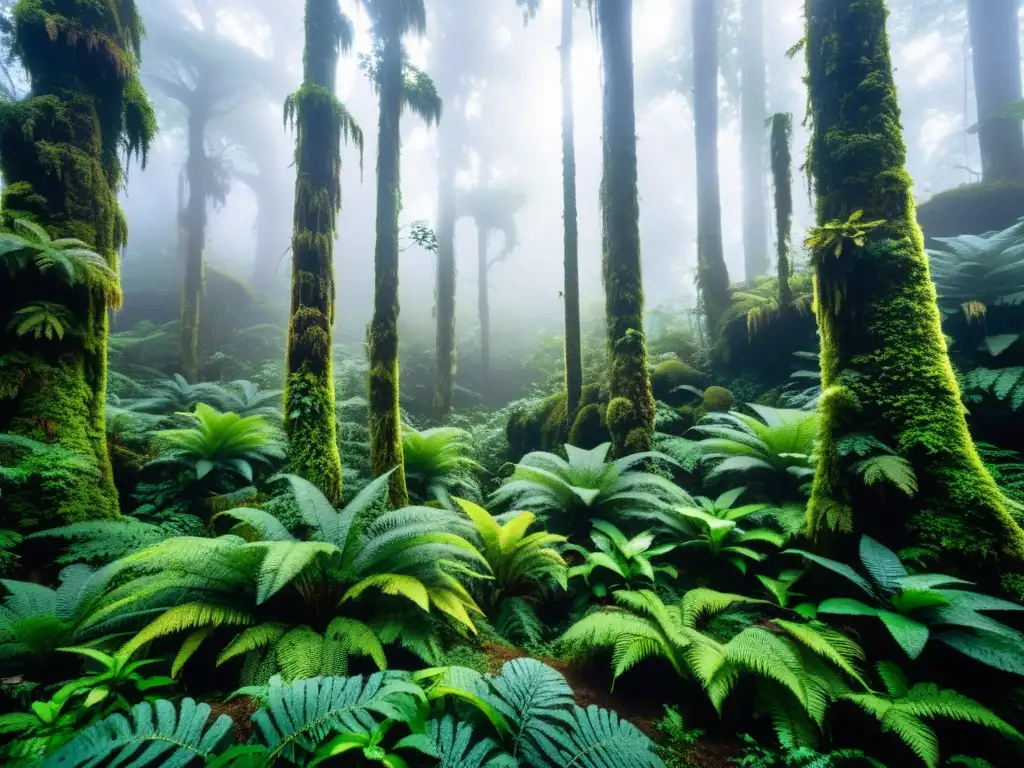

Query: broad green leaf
left=859, top=536, right=907, bottom=590
left=877, top=610, right=930, bottom=659
left=818, top=598, right=877, bottom=616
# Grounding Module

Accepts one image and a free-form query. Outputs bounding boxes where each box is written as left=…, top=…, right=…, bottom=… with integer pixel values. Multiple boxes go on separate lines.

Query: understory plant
left=491, top=442, right=689, bottom=538
left=567, top=520, right=678, bottom=598
left=42, top=658, right=665, bottom=767
left=402, top=426, right=484, bottom=508
left=787, top=536, right=1024, bottom=673
left=98, top=473, right=489, bottom=682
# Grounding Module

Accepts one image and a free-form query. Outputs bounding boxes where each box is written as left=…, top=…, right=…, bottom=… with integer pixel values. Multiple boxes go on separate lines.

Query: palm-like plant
left=844, top=662, right=1023, bottom=768
left=221, top=380, right=284, bottom=422
left=402, top=426, right=483, bottom=508
left=491, top=442, right=689, bottom=537
left=561, top=587, right=867, bottom=737
left=788, top=536, right=1024, bottom=673
left=692, top=404, right=817, bottom=495
left=628, top=487, right=787, bottom=574
left=926, top=218, right=1024, bottom=318
left=0, top=565, right=121, bottom=683
left=147, top=403, right=285, bottom=483
left=105, top=473, right=489, bottom=681
left=567, top=520, right=678, bottom=598
left=124, top=375, right=233, bottom=416
left=0, top=219, right=119, bottom=305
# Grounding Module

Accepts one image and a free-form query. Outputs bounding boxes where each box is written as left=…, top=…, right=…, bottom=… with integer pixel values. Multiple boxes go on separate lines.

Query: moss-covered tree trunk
left=596, top=0, right=655, bottom=456
left=805, top=0, right=1024, bottom=594
left=769, top=112, right=793, bottom=307
left=967, top=0, right=1024, bottom=183
left=476, top=222, right=491, bottom=394
left=181, top=109, right=207, bottom=383
left=433, top=122, right=458, bottom=417
left=0, top=0, right=154, bottom=528
left=693, top=0, right=731, bottom=333
left=283, top=0, right=352, bottom=504
left=740, top=0, right=768, bottom=282
left=368, top=22, right=409, bottom=508
left=561, top=0, right=583, bottom=421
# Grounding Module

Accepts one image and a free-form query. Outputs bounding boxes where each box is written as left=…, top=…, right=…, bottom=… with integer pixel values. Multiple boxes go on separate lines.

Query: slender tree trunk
left=740, top=0, right=768, bottom=281
left=181, top=110, right=207, bottom=382
left=433, top=121, right=458, bottom=417
left=596, top=0, right=655, bottom=456
left=477, top=222, right=490, bottom=394
left=769, top=112, right=793, bottom=307
left=693, top=0, right=731, bottom=333
left=368, top=24, right=409, bottom=508
left=282, top=0, right=346, bottom=504
left=561, top=0, right=582, bottom=421
left=805, top=0, right=1024, bottom=593
left=967, top=0, right=1024, bottom=183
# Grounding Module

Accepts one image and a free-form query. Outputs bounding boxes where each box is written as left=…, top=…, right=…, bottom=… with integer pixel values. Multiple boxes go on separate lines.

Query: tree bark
left=693, top=0, right=731, bottom=333
left=805, top=0, right=1024, bottom=594
left=433, top=119, right=458, bottom=417
left=561, top=0, right=583, bottom=422
left=477, top=222, right=490, bottom=394
left=967, top=0, right=1024, bottom=183
left=282, top=0, right=347, bottom=504
left=596, top=0, right=655, bottom=456
left=769, top=112, right=793, bottom=307
left=740, top=0, right=768, bottom=281
left=181, top=108, right=207, bottom=383
left=368, top=21, right=409, bottom=508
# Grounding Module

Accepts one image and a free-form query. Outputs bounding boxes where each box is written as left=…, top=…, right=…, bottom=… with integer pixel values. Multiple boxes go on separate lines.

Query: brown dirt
left=680, top=739, right=744, bottom=768
left=208, top=695, right=259, bottom=743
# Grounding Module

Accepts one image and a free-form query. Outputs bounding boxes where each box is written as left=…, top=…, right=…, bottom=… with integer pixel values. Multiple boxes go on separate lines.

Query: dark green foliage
left=402, top=426, right=483, bottom=508
left=788, top=536, right=1024, bottom=673
left=734, top=733, right=879, bottom=767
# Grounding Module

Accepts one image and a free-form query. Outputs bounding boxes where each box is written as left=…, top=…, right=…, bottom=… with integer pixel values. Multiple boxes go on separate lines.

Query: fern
left=844, top=664, right=1024, bottom=768
left=539, top=704, right=664, bottom=768
left=8, top=302, right=76, bottom=340
left=960, top=366, right=1024, bottom=410
left=428, top=715, right=517, bottom=767
left=39, top=698, right=233, bottom=768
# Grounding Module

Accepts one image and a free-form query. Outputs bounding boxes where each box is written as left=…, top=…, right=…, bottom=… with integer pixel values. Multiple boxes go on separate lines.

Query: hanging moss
left=282, top=0, right=358, bottom=505
left=594, top=1, right=655, bottom=458
left=0, top=0, right=155, bottom=528
left=804, top=0, right=1024, bottom=594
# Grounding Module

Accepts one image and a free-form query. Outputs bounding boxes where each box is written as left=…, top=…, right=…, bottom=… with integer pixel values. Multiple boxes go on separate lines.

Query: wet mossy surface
left=916, top=181, right=1024, bottom=241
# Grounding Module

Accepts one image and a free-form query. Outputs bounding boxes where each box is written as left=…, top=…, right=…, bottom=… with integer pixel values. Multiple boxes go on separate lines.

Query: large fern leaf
left=428, top=715, right=518, bottom=768
left=40, top=698, right=233, bottom=768
left=533, top=704, right=664, bottom=768
left=486, top=657, right=575, bottom=762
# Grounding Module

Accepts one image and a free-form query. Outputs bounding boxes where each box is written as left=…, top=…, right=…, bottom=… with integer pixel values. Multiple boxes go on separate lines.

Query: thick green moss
left=916, top=181, right=1024, bottom=241
left=282, top=0, right=352, bottom=505
left=568, top=402, right=607, bottom=449
left=596, top=1, right=655, bottom=457
left=804, top=0, right=1024, bottom=592
left=651, top=358, right=708, bottom=402
left=0, top=0, right=156, bottom=526
left=701, top=386, right=735, bottom=413
left=506, top=383, right=607, bottom=457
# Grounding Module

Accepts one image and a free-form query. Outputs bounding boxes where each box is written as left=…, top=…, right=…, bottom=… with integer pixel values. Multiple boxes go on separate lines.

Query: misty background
left=68, top=0, right=994, bottom=362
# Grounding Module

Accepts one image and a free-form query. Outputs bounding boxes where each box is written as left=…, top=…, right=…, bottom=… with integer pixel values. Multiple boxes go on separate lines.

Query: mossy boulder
left=568, top=403, right=607, bottom=449
left=650, top=358, right=709, bottom=403
left=507, top=383, right=608, bottom=458
left=701, top=386, right=735, bottom=413
left=916, top=181, right=1024, bottom=241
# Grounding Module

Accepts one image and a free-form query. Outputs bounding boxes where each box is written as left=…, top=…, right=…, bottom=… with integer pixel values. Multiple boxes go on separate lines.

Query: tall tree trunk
left=282, top=0, right=347, bottom=504
left=181, top=110, right=207, bottom=383
left=693, top=0, right=731, bottom=333
left=596, top=0, right=655, bottom=456
left=477, top=222, right=490, bottom=394
left=967, top=0, right=1024, bottom=183
left=433, top=121, right=458, bottom=417
left=740, top=0, right=768, bottom=281
left=561, top=0, right=583, bottom=421
left=368, top=24, right=409, bottom=508
left=805, top=0, right=1024, bottom=593
left=0, top=0, right=155, bottom=528
left=769, top=112, right=793, bottom=307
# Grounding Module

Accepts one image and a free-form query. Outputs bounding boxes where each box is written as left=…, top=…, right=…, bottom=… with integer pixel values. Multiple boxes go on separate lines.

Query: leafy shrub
left=567, top=520, right=678, bottom=598
left=403, top=426, right=484, bottom=508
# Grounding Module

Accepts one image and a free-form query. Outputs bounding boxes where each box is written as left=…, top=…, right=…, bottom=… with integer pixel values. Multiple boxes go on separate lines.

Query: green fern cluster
left=403, top=426, right=484, bottom=508
left=44, top=659, right=665, bottom=767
